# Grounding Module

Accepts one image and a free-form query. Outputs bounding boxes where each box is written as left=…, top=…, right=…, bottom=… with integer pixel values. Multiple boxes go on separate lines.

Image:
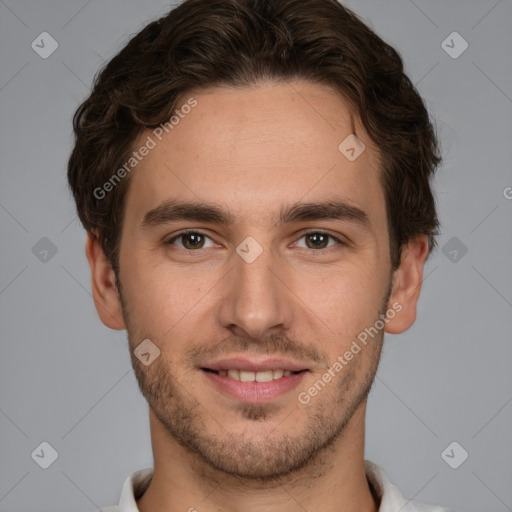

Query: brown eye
left=295, top=232, right=343, bottom=250
left=166, top=231, right=215, bottom=250
left=181, top=233, right=205, bottom=249
left=305, top=233, right=330, bottom=249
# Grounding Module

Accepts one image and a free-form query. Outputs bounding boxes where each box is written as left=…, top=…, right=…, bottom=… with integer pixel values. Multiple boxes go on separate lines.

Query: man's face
left=116, top=81, right=394, bottom=479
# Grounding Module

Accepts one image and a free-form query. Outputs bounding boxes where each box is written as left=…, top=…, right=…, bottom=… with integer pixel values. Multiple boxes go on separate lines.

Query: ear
left=384, top=235, right=429, bottom=335
left=85, top=232, right=125, bottom=330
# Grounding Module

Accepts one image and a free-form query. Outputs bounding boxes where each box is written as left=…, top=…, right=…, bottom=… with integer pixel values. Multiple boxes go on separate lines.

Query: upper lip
left=201, top=357, right=310, bottom=372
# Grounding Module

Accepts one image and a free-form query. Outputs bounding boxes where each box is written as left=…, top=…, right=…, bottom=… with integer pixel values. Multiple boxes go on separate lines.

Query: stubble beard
left=119, top=279, right=390, bottom=482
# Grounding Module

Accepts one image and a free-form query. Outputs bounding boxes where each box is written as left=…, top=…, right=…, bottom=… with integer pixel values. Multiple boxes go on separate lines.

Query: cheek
left=122, top=258, right=219, bottom=334
left=298, top=263, right=386, bottom=345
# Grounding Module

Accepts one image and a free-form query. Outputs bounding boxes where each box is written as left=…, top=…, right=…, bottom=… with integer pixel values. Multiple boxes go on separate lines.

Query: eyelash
left=164, top=229, right=346, bottom=254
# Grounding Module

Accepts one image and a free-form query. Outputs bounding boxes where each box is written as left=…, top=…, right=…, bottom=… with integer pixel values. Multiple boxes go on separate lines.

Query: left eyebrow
left=278, top=200, right=371, bottom=231
left=140, top=198, right=372, bottom=232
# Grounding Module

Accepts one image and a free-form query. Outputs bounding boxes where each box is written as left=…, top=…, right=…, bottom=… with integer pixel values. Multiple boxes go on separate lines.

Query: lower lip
left=202, top=370, right=307, bottom=403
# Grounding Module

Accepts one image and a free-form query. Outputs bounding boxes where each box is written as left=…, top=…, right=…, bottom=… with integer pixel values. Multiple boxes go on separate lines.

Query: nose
left=216, top=241, right=295, bottom=342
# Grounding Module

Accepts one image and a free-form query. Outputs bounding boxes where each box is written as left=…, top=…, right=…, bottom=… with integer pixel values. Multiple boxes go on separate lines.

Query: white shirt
left=101, top=460, right=454, bottom=512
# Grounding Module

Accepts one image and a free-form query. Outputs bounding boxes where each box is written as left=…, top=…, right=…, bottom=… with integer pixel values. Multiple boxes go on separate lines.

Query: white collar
left=104, top=460, right=453, bottom=512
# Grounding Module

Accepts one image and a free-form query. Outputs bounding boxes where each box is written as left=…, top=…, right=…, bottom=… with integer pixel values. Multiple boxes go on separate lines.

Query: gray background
left=0, top=0, right=511, bottom=510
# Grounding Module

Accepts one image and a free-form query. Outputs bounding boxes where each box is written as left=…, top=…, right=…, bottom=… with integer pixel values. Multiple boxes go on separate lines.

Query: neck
left=137, top=401, right=378, bottom=512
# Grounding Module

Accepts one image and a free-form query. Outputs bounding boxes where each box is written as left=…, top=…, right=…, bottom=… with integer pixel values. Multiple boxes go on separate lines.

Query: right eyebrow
left=141, top=200, right=235, bottom=229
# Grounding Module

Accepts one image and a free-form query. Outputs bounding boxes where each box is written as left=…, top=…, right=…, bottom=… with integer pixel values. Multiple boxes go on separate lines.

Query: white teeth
left=273, top=369, right=284, bottom=379
left=227, top=369, right=240, bottom=380
left=239, top=370, right=255, bottom=382
left=255, top=370, right=274, bottom=382
left=216, top=369, right=297, bottom=381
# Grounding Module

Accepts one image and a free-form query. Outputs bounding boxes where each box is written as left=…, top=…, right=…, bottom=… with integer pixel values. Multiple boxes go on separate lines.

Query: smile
left=200, top=358, right=310, bottom=403
left=204, top=368, right=302, bottom=382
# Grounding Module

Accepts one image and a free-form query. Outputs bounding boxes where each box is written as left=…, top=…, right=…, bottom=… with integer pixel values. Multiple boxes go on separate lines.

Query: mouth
left=200, top=357, right=310, bottom=403
left=202, top=368, right=304, bottom=382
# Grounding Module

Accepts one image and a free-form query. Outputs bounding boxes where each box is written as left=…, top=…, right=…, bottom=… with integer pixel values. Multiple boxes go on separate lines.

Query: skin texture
left=86, top=80, right=429, bottom=512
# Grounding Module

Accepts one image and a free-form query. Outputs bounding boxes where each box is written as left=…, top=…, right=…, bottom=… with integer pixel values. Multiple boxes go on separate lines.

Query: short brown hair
left=68, top=0, right=441, bottom=275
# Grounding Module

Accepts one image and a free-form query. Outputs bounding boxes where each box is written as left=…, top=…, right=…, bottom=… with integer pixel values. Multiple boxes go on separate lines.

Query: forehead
left=123, top=80, right=386, bottom=232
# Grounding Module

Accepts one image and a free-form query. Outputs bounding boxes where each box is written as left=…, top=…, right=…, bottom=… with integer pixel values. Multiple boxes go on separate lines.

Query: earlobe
left=85, top=232, right=125, bottom=330
left=384, top=235, right=429, bottom=335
